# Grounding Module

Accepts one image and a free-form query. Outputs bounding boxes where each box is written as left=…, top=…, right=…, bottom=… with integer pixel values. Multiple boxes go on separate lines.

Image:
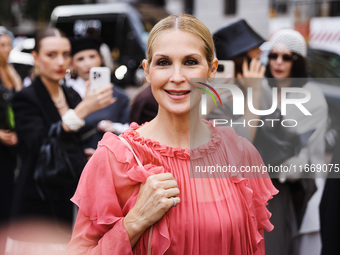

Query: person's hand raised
left=83, top=81, right=115, bottom=112
left=237, top=58, right=266, bottom=89
left=74, top=81, right=116, bottom=120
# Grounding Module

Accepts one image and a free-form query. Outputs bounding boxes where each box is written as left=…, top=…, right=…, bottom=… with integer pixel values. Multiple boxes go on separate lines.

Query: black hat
left=213, top=19, right=265, bottom=60
left=70, top=36, right=102, bottom=56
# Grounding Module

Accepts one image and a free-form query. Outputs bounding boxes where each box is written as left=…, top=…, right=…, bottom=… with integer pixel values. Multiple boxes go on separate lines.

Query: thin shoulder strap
left=118, top=136, right=143, bottom=167
left=118, top=136, right=153, bottom=255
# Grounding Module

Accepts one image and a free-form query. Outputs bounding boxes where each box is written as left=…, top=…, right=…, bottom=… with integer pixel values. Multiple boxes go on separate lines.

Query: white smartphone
left=215, top=60, right=235, bottom=79
left=89, top=67, right=111, bottom=92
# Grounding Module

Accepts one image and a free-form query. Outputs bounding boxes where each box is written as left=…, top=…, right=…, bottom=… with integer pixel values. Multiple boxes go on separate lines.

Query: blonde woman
left=68, top=14, right=277, bottom=254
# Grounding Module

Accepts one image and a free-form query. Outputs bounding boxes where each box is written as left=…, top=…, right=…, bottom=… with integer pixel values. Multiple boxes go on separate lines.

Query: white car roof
left=51, top=2, right=133, bottom=20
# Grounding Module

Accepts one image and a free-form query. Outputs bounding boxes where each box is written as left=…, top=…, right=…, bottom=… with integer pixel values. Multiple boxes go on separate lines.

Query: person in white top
left=263, top=29, right=328, bottom=255
left=66, top=36, right=130, bottom=158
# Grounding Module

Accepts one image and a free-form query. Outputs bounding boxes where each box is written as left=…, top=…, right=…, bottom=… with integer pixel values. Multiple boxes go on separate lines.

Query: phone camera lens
left=217, top=64, right=224, bottom=72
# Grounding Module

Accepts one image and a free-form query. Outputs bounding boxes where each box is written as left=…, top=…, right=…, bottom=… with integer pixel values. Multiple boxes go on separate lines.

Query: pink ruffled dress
left=68, top=122, right=278, bottom=255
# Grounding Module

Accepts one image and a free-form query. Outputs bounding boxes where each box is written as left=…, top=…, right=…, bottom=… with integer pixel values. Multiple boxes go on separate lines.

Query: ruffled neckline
left=121, top=121, right=222, bottom=160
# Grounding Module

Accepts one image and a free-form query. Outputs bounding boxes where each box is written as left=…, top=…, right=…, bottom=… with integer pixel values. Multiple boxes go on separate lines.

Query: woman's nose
left=84, top=58, right=94, bottom=68
left=57, top=56, right=64, bottom=65
left=276, top=55, right=284, bottom=64
left=57, top=55, right=68, bottom=65
left=170, top=65, right=185, bottom=84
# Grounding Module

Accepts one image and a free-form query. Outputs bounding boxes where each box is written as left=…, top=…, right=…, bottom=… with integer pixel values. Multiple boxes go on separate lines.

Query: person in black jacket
left=320, top=139, right=340, bottom=255
left=7, top=28, right=114, bottom=253
left=0, top=27, right=22, bottom=255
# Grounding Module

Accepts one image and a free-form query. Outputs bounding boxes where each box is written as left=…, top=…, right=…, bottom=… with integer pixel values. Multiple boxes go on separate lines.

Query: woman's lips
left=274, top=69, right=283, bottom=74
left=165, top=90, right=191, bottom=100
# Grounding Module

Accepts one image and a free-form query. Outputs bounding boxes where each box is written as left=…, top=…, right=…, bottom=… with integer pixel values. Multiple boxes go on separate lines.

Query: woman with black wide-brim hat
left=208, top=19, right=267, bottom=141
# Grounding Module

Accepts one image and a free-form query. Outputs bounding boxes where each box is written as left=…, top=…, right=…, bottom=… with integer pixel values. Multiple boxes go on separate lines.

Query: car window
left=307, top=49, right=340, bottom=80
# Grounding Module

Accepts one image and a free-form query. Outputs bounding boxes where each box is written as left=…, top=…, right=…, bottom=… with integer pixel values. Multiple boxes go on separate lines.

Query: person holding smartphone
left=208, top=19, right=266, bottom=141
left=67, top=36, right=130, bottom=159
left=7, top=28, right=115, bottom=254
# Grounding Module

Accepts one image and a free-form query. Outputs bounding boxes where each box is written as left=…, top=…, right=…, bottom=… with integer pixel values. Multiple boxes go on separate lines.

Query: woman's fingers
left=242, top=58, right=265, bottom=79
left=159, top=179, right=179, bottom=189
left=145, top=173, right=180, bottom=205
left=168, top=196, right=181, bottom=207
left=164, top=187, right=180, bottom=198
left=147, top=172, right=176, bottom=182
left=84, top=84, right=115, bottom=111
left=125, top=172, right=181, bottom=233
left=259, top=65, right=266, bottom=77
left=142, top=173, right=180, bottom=206
left=84, top=80, right=91, bottom=96
left=242, top=59, right=248, bottom=74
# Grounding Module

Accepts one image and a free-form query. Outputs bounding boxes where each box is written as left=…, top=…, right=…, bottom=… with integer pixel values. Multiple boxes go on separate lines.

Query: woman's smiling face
left=143, top=29, right=217, bottom=117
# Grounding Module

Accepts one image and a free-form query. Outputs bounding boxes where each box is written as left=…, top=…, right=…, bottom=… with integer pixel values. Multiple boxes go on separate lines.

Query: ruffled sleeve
left=68, top=130, right=165, bottom=254
left=209, top=125, right=278, bottom=254
left=240, top=137, right=279, bottom=253
left=68, top=132, right=136, bottom=255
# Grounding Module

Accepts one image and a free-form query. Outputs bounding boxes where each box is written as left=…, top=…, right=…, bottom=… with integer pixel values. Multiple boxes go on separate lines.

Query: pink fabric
left=68, top=122, right=278, bottom=255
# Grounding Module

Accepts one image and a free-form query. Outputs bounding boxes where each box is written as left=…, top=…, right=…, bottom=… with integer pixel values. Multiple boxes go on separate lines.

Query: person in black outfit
left=0, top=27, right=22, bottom=254
left=320, top=139, right=340, bottom=255
left=7, top=28, right=114, bottom=253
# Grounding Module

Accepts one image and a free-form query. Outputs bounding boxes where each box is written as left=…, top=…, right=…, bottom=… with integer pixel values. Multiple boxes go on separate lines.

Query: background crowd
left=0, top=13, right=338, bottom=255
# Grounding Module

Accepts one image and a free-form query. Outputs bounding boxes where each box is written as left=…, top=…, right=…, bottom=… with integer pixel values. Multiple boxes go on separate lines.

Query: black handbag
left=34, top=122, right=87, bottom=200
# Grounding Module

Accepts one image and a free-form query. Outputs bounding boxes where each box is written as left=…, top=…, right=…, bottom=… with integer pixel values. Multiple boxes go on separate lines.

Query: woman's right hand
left=237, top=58, right=265, bottom=89
left=123, top=172, right=180, bottom=247
left=74, top=81, right=115, bottom=120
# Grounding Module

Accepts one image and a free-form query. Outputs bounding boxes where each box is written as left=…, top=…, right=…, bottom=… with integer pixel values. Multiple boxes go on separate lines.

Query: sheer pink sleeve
left=68, top=210, right=132, bottom=255
left=67, top=133, right=137, bottom=255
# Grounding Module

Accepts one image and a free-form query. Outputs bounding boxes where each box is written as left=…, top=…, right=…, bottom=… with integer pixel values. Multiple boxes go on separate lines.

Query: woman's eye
left=157, top=59, right=170, bottom=66
left=185, top=59, right=198, bottom=65
left=64, top=52, right=71, bottom=58
left=47, top=53, right=56, bottom=58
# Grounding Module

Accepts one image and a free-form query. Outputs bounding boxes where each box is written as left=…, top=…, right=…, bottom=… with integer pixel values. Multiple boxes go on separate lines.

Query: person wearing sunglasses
left=266, top=33, right=306, bottom=82
left=261, top=29, right=328, bottom=255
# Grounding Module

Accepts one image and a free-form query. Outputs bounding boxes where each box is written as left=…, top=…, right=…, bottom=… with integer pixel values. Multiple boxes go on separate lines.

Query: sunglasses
left=268, top=53, right=296, bottom=62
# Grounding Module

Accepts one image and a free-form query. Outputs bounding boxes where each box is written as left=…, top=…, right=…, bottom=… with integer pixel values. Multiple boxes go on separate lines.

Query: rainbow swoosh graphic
left=197, top=82, right=222, bottom=106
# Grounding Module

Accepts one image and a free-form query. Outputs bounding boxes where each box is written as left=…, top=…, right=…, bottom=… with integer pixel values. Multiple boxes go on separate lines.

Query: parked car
left=8, top=37, right=34, bottom=82
left=50, top=2, right=168, bottom=88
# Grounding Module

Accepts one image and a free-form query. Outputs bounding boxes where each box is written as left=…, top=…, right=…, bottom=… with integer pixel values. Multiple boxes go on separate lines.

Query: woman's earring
left=70, top=69, right=77, bottom=79
left=34, top=66, right=40, bottom=77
